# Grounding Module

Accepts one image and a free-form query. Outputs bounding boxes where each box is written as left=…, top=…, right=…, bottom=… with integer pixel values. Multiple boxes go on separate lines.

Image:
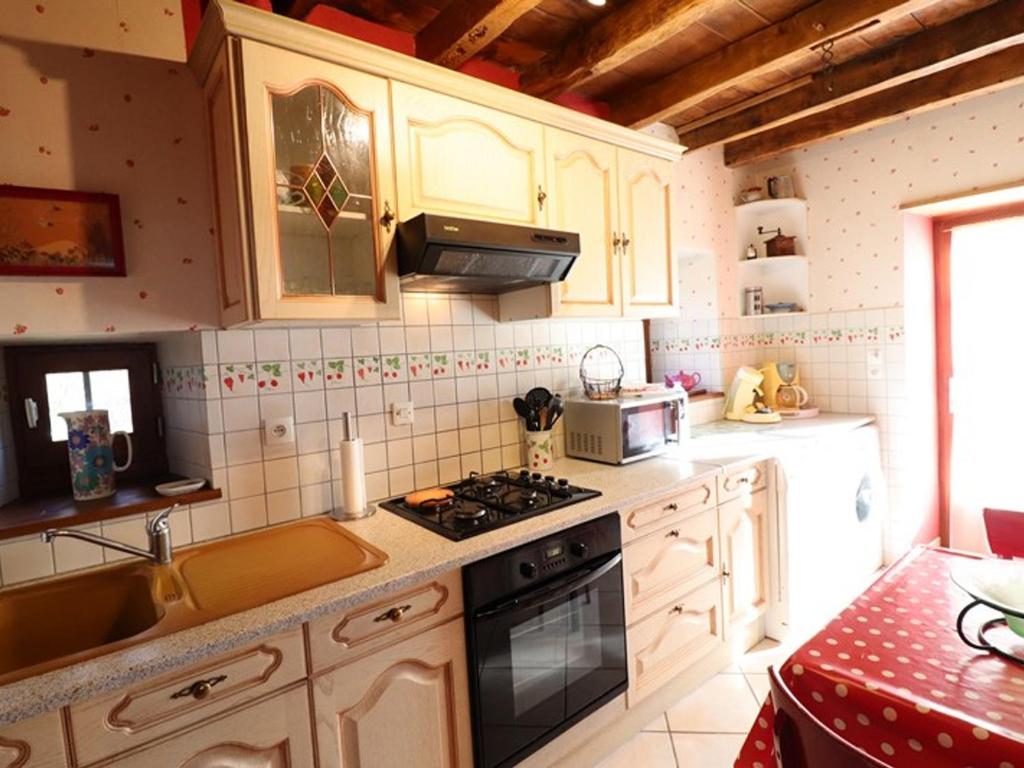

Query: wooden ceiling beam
left=415, top=0, right=543, bottom=69
left=519, top=0, right=734, bottom=99
left=610, top=0, right=937, bottom=128
left=722, top=44, right=1024, bottom=166
left=680, top=0, right=1024, bottom=149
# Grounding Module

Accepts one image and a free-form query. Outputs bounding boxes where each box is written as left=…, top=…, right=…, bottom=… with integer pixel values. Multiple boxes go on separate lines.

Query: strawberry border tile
left=293, top=359, right=324, bottom=390
left=474, top=350, right=495, bottom=373
left=354, top=356, right=381, bottom=385
left=257, top=361, right=291, bottom=394
left=407, top=353, right=432, bottom=380
left=220, top=363, right=256, bottom=397
left=381, top=354, right=406, bottom=382
left=495, top=348, right=515, bottom=371
left=430, top=353, right=450, bottom=378
left=324, top=358, right=351, bottom=388
left=454, top=351, right=476, bottom=376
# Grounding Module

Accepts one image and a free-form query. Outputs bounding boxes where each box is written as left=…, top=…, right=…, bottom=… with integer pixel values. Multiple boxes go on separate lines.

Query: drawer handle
left=666, top=529, right=680, bottom=538
left=170, top=675, right=227, bottom=701
left=374, top=604, right=412, bottom=623
left=671, top=604, right=685, bottom=614
left=722, top=564, right=731, bottom=579
left=664, top=502, right=679, bottom=512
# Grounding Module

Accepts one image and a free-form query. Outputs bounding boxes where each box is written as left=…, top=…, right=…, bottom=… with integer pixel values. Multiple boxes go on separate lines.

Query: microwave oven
left=564, top=389, right=689, bottom=464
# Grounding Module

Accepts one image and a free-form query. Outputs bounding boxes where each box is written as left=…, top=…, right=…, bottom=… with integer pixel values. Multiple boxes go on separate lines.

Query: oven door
left=621, top=400, right=679, bottom=461
left=468, top=552, right=627, bottom=768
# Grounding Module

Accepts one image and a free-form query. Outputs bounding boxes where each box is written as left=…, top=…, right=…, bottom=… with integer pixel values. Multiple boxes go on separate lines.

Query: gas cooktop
left=379, top=470, right=602, bottom=540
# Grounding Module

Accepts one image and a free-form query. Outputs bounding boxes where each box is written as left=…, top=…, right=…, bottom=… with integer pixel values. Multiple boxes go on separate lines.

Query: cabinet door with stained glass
left=241, top=40, right=400, bottom=321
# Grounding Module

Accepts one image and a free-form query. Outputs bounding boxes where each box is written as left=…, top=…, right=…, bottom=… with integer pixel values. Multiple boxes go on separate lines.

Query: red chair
left=983, top=508, right=1024, bottom=559
left=768, top=666, right=888, bottom=768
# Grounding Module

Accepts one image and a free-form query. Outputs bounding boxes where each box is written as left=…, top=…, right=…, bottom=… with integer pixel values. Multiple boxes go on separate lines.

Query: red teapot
left=664, top=370, right=702, bottom=392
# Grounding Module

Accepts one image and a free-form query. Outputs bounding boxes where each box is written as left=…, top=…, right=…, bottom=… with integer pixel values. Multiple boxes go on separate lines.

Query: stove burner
left=453, top=503, right=488, bottom=520
left=417, top=496, right=454, bottom=513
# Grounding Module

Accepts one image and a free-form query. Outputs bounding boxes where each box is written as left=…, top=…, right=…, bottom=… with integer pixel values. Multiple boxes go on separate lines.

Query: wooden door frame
left=933, top=201, right=1024, bottom=545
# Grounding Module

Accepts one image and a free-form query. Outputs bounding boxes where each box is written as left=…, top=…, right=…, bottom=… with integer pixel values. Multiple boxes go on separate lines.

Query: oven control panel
left=463, top=512, right=622, bottom=611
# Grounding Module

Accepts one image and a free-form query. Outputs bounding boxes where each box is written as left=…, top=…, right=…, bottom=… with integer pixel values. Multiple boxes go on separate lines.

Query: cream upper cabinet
left=391, top=81, right=547, bottom=227
left=203, top=39, right=401, bottom=325
left=617, top=150, right=678, bottom=318
left=720, top=489, right=770, bottom=629
left=311, top=618, right=473, bottom=768
left=540, top=128, right=621, bottom=317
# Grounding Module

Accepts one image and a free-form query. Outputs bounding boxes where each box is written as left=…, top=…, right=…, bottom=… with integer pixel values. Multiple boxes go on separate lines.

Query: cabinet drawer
left=68, top=628, right=305, bottom=766
left=717, top=462, right=767, bottom=503
left=626, top=579, right=724, bottom=705
left=623, top=507, right=720, bottom=624
left=309, top=570, right=462, bottom=673
left=620, top=478, right=716, bottom=542
left=0, top=710, right=69, bottom=768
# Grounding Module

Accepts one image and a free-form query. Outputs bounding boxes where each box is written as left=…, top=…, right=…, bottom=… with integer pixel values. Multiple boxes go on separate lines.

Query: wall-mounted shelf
left=736, top=196, right=809, bottom=315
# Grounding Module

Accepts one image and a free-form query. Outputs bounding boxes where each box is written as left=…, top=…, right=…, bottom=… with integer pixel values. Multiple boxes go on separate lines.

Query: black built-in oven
left=463, top=513, right=628, bottom=768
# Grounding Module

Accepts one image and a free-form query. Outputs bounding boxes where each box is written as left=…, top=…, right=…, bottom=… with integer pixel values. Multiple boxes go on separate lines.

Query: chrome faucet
left=41, top=504, right=178, bottom=565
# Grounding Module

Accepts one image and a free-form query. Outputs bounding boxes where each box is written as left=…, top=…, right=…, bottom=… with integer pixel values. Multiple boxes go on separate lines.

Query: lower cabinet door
left=720, top=489, right=770, bottom=630
left=100, top=684, right=313, bottom=767
left=311, top=618, right=473, bottom=768
left=0, top=711, right=69, bottom=768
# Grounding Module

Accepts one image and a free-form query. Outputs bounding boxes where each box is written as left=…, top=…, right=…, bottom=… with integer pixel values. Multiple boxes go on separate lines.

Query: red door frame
left=933, top=201, right=1024, bottom=545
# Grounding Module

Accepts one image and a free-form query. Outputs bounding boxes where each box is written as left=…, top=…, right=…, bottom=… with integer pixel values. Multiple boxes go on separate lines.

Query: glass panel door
left=270, top=85, right=378, bottom=298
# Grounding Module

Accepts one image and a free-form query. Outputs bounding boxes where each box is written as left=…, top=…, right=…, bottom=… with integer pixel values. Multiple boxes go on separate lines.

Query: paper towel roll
left=340, top=437, right=367, bottom=515
left=332, top=412, right=373, bottom=520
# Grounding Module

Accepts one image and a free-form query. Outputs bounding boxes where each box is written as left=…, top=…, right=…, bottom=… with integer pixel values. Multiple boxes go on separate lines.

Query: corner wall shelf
left=736, top=195, right=810, bottom=316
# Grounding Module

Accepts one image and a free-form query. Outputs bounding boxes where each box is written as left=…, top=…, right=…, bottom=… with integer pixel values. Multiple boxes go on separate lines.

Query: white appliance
left=766, top=424, right=887, bottom=640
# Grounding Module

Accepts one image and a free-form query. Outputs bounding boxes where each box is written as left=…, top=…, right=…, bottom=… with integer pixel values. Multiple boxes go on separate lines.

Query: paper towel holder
left=330, top=412, right=376, bottom=522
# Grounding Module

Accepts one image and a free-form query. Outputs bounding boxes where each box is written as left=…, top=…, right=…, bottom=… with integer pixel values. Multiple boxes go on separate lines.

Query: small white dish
left=952, top=559, right=1024, bottom=637
left=156, top=478, right=207, bottom=497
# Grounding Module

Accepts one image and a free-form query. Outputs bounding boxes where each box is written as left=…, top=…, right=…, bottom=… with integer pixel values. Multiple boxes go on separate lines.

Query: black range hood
left=396, top=213, right=580, bottom=294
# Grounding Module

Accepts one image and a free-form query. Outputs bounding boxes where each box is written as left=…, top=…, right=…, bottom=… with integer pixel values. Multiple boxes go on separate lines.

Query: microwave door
left=622, top=402, right=673, bottom=459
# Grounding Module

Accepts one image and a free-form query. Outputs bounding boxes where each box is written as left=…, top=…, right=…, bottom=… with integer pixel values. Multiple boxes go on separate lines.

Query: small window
left=5, top=344, right=166, bottom=501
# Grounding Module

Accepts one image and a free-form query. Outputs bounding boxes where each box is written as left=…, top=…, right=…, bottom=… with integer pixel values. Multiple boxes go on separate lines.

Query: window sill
left=0, top=476, right=223, bottom=542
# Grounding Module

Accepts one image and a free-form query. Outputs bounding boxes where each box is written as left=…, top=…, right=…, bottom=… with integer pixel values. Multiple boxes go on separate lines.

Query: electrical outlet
left=866, top=347, right=884, bottom=380
left=391, top=401, right=414, bottom=426
left=263, top=417, right=295, bottom=445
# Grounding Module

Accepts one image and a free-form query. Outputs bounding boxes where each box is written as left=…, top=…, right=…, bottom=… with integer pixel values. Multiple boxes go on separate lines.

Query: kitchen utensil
left=156, top=478, right=207, bottom=497
left=952, top=559, right=1024, bottom=665
left=746, top=243, right=758, bottom=260
left=59, top=409, right=132, bottom=501
left=525, top=387, right=552, bottom=412
left=579, top=345, right=624, bottom=400
left=766, top=302, right=799, bottom=314
left=525, top=429, right=554, bottom=471
left=545, top=395, right=564, bottom=429
left=757, top=226, right=797, bottom=257
left=777, top=383, right=810, bottom=410
left=767, top=175, right=795, bottom=198
left=513, top=397, right=535, bottom=429
left=665, top=370, right=701, bottom=392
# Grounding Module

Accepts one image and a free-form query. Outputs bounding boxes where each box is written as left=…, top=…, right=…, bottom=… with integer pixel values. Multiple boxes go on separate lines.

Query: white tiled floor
left=596, top=639, right=792, bottom=768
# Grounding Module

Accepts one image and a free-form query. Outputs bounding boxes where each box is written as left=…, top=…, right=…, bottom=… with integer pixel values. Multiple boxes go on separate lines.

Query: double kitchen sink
left=0, top=518, right=388, bottom=682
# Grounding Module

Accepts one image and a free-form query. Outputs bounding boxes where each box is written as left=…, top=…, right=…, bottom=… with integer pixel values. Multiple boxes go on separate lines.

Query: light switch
left=391, top=401, right=414, bottom=426
left=263, top=417, right=295, bottom=445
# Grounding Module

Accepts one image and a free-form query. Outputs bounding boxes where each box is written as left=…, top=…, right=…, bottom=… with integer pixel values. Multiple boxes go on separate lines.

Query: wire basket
left=579, top=344, right=624, bottom=400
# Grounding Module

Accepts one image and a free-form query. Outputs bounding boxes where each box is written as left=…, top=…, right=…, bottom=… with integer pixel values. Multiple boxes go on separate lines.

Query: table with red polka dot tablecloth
left=736, top=546, right=1024, bottom=767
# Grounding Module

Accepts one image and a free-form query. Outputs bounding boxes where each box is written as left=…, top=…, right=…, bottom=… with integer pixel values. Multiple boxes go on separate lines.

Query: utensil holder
left=524, top=430, right=554, bottom=472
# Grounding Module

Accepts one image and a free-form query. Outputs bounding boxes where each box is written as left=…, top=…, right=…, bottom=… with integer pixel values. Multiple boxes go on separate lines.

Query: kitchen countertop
left=0, top=412, right=875, bottom=725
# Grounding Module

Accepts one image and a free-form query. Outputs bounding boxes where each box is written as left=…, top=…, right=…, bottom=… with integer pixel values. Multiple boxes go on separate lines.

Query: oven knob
left=557, top=478, right=570, bottom=488
left=518, top=469, right=530, bottom=478
left=544, top=474, right=556, bottom=484
left=571, top=542, right=588, bottom=558
left=531, top=472, right=542, bottom=482
left=520, top=562, right=538, bottom=579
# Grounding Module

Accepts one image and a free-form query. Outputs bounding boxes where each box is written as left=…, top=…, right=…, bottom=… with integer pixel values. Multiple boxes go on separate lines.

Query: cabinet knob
left=171, top=674, right=227, bottom=701
left=537, top=185, right=547, bottom=211
left=621, top=233, right=631, bottom=249
left=374, top=604, right=412, bottom=623
left=665, top=502, right=679, bottom=512
left=666, top=529, right=680, bottom=538
left=612, top=232, right=622, bottom=252
left=671, top=604, right=685, bottom=614
left=380, top=200, right=396, bottom=232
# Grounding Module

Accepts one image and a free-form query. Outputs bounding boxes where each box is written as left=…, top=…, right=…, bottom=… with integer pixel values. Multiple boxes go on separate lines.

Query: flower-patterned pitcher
left=59, top=410, right=132, bottom=500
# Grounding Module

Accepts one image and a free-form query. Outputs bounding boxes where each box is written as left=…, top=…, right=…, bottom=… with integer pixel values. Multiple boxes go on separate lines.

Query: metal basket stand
left=579, top=344, right=624, bottom=400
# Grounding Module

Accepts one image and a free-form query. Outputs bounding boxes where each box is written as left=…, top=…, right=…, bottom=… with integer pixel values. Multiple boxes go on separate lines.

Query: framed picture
left=0, top=185, right=126, bottom=277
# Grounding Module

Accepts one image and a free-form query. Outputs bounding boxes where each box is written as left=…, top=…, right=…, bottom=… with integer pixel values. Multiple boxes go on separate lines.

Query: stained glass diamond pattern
left=301, top=153, right=351, bottom=228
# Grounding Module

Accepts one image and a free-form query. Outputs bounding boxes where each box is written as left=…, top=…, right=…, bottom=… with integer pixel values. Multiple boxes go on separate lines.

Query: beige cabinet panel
left=623, top=507, right=720, bottom=624
left=626, top=579, right=724, bottom=705
left=309, top=569, right=463, bottom=673
left=312, top=618, right=473, bottom=768
left=720, top=490, right=770, bottom=629
left=617, top=150, right=677, bottom=318
left=69, top=629, right=306, bottom=765
left=717, top=461, right=767, bottom=504
left=620, top=478, right=716, bottom=543
left=99, top=684, right=314, bottom=767
left=0, top=711, right=69, bottom=768
left=542, top=128, right=621, bottom=317
left=392, top=81, right=546, bottom=227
